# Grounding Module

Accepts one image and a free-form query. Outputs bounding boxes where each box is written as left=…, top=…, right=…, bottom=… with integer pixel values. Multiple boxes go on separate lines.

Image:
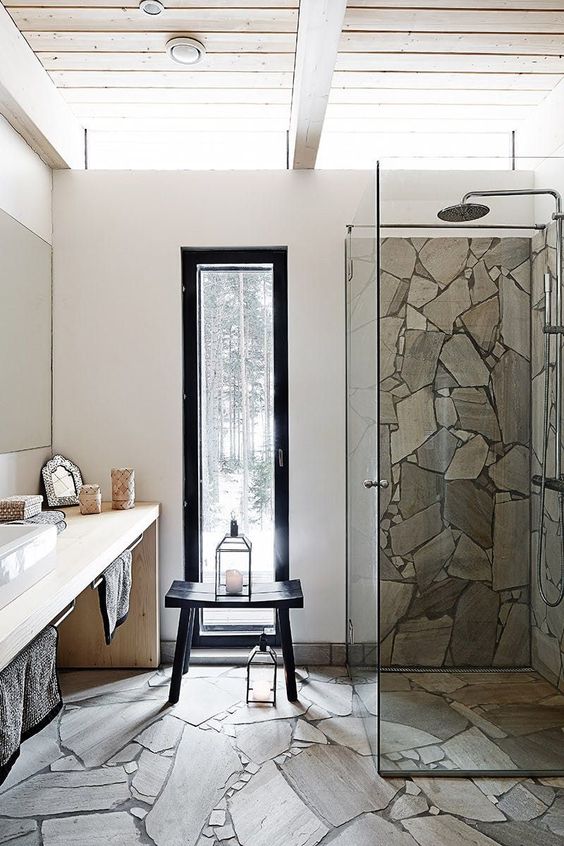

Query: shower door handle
left=363, top=479, right=389, bottom=489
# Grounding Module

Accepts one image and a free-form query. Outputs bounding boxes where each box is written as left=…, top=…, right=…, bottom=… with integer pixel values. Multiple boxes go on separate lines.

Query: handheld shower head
left=437, top=202, right=491, bottom=223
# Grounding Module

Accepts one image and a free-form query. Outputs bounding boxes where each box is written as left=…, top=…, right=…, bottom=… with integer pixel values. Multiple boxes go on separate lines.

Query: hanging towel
left=98, top=550, right=132, bottom=645
left=0, top=626, right=62, bottom=786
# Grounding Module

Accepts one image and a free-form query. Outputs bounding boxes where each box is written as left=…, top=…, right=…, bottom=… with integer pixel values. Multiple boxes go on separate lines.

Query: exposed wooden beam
left=290, top=0, right=347, bottom=169
left=0, top=3, right=83, bottom=168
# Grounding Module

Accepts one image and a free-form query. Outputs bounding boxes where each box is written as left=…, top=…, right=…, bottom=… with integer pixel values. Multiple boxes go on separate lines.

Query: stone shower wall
left=531, top=225, right=564, bottom=688
left=379, top=236, right=531, bottom=667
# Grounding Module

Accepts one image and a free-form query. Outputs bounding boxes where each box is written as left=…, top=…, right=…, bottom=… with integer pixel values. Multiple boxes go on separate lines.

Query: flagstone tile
left=406, top=674, right=465, bottom=695
left=391, top=617, right=453, bottom=667
left=442, top=727, right=517, bottom=770
left=382, top=238, right=417, bottom=280
left=496, top=784, right=548, bottom=821
left=420, top=239, right=469, bottom=286
left=327, top=814, right=419, bottom=846
left=449, top=702, right=506, bottom=740
left=60, top=700, right=163, bottom=767
left=235, top=720, right=293, bottom=764
left=0, top=721, right=61, bottom=794
left=478, top=820, right=564, bottom=846
left=0, top=820, right=37, bottom=844
left=0, top=768, right=129, bottom=817
left=483, top=702, right=564, bottom=737
left=41, top=811, right=141, bottom=845
left=135, top=715, right=184, bottom=753
left=381, top=691, right=468, bottom=741
left=230, top=760, right=328, bottom=846
left=356, top=682, right=377, bottom=715
left=499, top=728, right=564, bottom=770
left=449, top=680, right=554, bottom=708
left=293, top=720, right=327, bottom=745
left=146, top=724, right=240, bottom=846
left=390, top=794, right=429, bottom=820
left=391, top=388, right=438, bottom=465
left=450, top=583, right=499, bottom=666
left=50, top=754, right=84, bottom=772
left=281, top=745, right=399, bottom=826
left=318, top=717, right=372, bottom=755
left=403, top=814, right=502, bottom=846
left=298, top=680, right=353, bottom=716
left=379, top=722, right=442, bottom=755
left=172, top=678, right=243, bottom=726
left=414, top=777, right=505, bottom=821
left=131, top=749, right=172, bottom=803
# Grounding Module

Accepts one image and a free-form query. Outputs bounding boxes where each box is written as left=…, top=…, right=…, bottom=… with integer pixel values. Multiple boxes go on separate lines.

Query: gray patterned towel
left=98, top=550, right=132, bottom=645
left=0, top=626, right=62, bottom=786
left=25, top=511, right=67, bottom=534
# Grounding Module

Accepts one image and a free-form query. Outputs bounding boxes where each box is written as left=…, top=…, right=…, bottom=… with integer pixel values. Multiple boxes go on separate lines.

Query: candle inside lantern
left=251, top=681, right=272, bottom=702
left=225, top=568, right=244, bottom=595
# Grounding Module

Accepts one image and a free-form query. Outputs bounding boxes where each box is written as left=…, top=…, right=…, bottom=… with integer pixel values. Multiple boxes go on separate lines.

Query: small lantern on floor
left=246, top=631, right=277, bottom=705
left=215, top=516, right=252, bottom=599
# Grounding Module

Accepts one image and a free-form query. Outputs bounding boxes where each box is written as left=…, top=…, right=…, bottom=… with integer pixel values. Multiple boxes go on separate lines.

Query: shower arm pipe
left=348, top=223, right=545, bottom=230
left=464, top=188, right=563, bottom=480
left=462, top=187, right=562, bottom=215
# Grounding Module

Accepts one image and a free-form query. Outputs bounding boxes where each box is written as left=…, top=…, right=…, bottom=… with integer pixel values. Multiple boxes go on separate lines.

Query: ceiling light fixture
left=166, top=37, right=206, bottom=66
left=139, top=0, right=164, bottom=14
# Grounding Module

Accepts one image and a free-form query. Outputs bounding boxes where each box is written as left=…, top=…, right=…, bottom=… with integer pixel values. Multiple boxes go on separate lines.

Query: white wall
left=0, top=116, right=52, bottom=497
left=52, top=170, right=370, bottom=643
left=0, top=115, right=52, bottom=243
left=516, top=79, right=564, bottom=221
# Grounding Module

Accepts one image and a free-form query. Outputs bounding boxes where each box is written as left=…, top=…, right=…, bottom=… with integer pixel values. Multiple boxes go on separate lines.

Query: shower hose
left=537, top=321, right=564, bottom=607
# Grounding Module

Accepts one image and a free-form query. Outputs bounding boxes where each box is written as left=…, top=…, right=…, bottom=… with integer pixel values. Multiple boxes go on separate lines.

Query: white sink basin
left=0, top=523, right=58, bottom=611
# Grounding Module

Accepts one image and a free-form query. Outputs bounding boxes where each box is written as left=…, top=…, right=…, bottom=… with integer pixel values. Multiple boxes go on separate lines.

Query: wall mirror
left=0, top=207, right=51, bottom=454
left=42, top=455, right=83, bottom=507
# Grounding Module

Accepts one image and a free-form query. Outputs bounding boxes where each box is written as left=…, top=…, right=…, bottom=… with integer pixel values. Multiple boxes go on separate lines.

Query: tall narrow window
left=183, top=249, right=288, bottom=646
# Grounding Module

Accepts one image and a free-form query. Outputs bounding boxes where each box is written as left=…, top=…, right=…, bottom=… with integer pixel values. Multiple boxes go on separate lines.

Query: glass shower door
left=346, top=173, right=379, bottom=756
left=346, top=174, right=379, bottom=668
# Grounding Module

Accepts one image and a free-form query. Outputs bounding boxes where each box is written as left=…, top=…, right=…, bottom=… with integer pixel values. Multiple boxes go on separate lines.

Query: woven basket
left=111, top=468, right=135, bottom=510
left=79, top=484, right=102, bottom=515
left=0, top=495, right=43, bottom=522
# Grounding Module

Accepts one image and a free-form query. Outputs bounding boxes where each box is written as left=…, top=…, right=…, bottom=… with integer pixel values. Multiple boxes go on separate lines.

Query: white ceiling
left=3, top=0, right=564, bottom=166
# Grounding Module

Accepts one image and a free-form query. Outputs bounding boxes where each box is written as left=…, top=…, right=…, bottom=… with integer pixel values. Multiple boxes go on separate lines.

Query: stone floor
left=1, top=666, right=564, bottom=845
left=380, top=669, right=564, bottom=776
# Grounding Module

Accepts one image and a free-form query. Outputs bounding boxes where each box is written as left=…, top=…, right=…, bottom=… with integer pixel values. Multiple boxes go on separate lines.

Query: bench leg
left=169, top=608, right=193, bottom=705
left=183, top=608, right=195, bottom=675
left=277, top=608, right=298, bottom=702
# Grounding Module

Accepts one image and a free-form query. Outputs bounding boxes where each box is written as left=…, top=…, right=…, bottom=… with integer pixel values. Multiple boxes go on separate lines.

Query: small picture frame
left=42, top=454, right=83, bottom=507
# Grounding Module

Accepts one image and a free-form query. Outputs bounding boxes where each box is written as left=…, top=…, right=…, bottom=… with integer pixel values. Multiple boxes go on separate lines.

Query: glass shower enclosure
left=347, top=162, right=564, bottom=778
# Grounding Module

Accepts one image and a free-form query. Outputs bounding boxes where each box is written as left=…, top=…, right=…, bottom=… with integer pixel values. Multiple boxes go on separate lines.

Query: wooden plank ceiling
left=3, top=0, right=564, bottom=151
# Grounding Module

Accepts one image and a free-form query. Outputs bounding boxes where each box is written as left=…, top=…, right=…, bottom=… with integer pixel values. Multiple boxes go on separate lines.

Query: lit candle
left=251, top=681, right=272, bottom=702
left=225, top=568, right=244, bottom=595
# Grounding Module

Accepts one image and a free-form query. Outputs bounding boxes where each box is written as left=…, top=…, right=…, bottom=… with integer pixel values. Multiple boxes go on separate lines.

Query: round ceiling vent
left=139, top=0, right=164, bottom=15
left=166, top=37, right=206, bottom=65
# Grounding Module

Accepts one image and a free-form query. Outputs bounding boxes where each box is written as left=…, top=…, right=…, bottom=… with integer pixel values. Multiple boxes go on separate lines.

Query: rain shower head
left=437, top=202, right=491, bottom=223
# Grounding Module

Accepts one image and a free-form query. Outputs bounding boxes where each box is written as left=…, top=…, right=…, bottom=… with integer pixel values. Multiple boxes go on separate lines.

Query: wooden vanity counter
left=0, top=502, right=160, bottom=672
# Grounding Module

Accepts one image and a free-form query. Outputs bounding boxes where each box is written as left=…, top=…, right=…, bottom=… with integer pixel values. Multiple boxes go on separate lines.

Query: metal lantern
left=215, top=530, right=252, bottom=600
left=246, top=632, right=277, bottom=705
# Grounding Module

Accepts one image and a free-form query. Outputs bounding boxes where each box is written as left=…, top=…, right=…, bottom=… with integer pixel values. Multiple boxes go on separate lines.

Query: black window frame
left=182, top=247, right=289, bottom=648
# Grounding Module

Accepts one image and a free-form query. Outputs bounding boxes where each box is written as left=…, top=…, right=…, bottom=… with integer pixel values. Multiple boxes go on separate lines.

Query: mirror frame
left=42, top=454, right=83, bottom=507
